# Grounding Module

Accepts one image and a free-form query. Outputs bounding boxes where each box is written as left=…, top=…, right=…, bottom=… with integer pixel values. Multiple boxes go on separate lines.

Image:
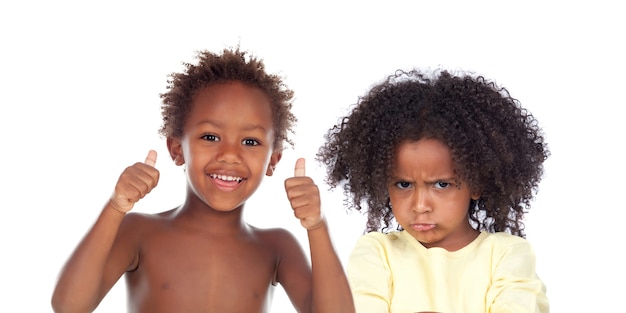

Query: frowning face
left=389, top=138, right=479, bottom=251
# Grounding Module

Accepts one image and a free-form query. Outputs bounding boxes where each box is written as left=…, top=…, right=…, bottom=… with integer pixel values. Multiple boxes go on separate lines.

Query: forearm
left=51, top=203, right=126, bottom=313
left=307, top=220, right=355, bottom=313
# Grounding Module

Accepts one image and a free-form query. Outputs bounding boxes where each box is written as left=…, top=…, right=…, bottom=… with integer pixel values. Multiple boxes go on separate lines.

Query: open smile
left=209, top=173, right=245, bottom=183
left=208, top=173, right=247, bottom=192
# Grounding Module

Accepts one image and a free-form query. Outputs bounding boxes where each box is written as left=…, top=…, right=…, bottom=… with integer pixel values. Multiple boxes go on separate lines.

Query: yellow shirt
left=347, top=231, right=549, bottom=313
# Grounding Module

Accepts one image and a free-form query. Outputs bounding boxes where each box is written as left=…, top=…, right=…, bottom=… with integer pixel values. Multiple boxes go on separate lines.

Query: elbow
left=51, top=289, right=63, bottom=312
left=51, top=292, right=72, bottom=313
left=51, top=290, right=92, bottom=313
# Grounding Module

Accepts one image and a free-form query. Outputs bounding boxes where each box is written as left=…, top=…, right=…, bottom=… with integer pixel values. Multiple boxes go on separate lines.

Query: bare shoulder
left=249, top=226, right=309, bottom=269
left=252, top=226, right=296, bottom=238
left=250, top=226, right=303, bottom=252
left=124, top=209, right=175, bottom=222
left=249, top=226, right=312, bottom=311
left=116, top=209, right=178, bottom=240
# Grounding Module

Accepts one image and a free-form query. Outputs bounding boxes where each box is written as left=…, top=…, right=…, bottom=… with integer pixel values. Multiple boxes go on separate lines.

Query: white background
left=1, top=1, right=624, bottom=312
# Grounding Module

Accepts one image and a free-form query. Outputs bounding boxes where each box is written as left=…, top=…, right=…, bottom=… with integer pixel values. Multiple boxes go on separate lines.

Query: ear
left=265, top=150, right=282, bottom=176
left=166, top=137, right=185, bottom=166
left=471, top=191, right=481, bottom=201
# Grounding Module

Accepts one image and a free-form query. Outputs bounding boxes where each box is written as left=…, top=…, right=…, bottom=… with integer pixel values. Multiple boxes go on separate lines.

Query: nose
left=216, top=140, right=242, bottom=164
left=412, top=188, right=431, bottom=214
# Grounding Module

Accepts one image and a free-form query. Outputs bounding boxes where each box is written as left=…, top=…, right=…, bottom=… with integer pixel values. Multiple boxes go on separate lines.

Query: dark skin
left=51, top=81, right=354, bottom=313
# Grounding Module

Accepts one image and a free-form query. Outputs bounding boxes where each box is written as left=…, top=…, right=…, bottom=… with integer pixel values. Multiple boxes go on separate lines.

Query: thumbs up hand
left=109, top=150, right=160, bottom=214
left=284, top=158, right=325, bottom=230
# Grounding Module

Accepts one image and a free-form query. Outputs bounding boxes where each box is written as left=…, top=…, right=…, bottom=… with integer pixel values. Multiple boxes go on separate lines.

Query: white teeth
left=210, top=174, right=243, bottom=182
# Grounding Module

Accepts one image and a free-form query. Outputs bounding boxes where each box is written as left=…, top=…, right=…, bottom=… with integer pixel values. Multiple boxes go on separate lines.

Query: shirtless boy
left=51, top=47, right=354, bottom=313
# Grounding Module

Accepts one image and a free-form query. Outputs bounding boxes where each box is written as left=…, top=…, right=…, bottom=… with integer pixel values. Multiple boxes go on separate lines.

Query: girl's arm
left=487, top=238, right=549, bottom=313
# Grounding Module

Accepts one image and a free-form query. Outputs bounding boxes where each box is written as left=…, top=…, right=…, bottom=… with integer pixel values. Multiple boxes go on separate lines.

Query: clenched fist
left=284, top=158, right=325, bottom=230
left=109, top=150, right=160, bottom=214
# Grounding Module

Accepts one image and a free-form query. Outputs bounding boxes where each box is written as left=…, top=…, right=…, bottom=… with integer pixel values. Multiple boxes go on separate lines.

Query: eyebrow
left=390, top=175, right=457, bottom=183
left=423, top=178, right=457, bottom=185
left=197, top=120, right=269, bottom=133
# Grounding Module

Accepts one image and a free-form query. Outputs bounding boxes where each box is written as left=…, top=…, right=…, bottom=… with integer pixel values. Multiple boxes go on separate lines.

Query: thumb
left=294, top=158, right=305, bottom=177
left=145, top=150, right=157, bottom=167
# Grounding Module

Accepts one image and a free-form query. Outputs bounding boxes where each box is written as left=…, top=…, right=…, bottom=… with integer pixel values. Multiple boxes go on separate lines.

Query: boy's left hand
left=284, top=158, right=324, bottom=230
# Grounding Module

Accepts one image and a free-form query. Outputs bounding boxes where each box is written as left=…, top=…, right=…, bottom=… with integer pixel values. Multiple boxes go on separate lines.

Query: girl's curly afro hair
left=159, top=47, right=296, bottom=150
left=317, top=69, right=549, bottom=237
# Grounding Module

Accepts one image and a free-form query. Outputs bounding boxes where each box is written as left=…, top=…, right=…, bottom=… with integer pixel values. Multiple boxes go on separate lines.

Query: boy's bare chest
left=125, top=229, right=279, bottom=312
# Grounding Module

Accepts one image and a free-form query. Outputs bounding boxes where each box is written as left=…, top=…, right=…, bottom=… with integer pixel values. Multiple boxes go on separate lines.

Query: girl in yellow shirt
left=317, top=68, right=550, bottom=313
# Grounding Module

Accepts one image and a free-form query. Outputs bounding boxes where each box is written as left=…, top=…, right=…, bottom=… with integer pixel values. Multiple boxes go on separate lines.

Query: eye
left=201, top=134, right=219, bottom=142
left=242, top=138, right=260, bottom=146
left=434, top=181, right=450, bottom=189
left=394, top=181, right=412, bottom=190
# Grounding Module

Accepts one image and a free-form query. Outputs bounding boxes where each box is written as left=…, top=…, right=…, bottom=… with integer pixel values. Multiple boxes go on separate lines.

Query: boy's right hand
left=109, top=150, right=159, bottom=214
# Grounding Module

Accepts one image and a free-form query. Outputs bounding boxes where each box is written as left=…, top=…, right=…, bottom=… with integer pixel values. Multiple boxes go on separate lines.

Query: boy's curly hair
left=159, top=47, right=297, bottom=149
left=317, top=69, right=549, bottom=237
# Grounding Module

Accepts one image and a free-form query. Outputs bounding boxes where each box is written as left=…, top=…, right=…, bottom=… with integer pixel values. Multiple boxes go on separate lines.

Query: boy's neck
left=171, top=196, right=249, bottom=235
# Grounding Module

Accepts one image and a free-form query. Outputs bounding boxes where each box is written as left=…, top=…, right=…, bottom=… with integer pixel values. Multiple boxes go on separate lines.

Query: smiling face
left=389, top=138, right=480, bottom=251
left=167, top=81, right=281, bottom=212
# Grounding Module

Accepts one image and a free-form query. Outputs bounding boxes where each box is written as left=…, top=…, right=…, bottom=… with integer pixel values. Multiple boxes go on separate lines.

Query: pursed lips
left=410, top=223, right=436, bottom=231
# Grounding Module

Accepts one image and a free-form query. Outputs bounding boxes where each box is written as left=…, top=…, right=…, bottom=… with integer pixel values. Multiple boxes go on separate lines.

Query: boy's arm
left=306, top=219, right=355, bottom=313
left=51, top=151, right=159, bottom=313
left=284, top=158, right=355, bottom=313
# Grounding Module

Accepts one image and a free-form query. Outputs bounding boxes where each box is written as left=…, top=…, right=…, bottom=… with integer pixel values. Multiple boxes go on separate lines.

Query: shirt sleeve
left=487, top=238, right=550, bottom=313
left=347, top=233, right=392, bottom=313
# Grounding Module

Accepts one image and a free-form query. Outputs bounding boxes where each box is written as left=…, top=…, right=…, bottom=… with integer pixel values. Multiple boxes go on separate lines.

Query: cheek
left=388, top=188, right=411, bottom=205
left=444, top=198, right=472, bottom=218
left=389, top=196, right=408, bottom=216
left=253, top=148, right=272, bottom=162
left=244, top=150, right=273, bottom=173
